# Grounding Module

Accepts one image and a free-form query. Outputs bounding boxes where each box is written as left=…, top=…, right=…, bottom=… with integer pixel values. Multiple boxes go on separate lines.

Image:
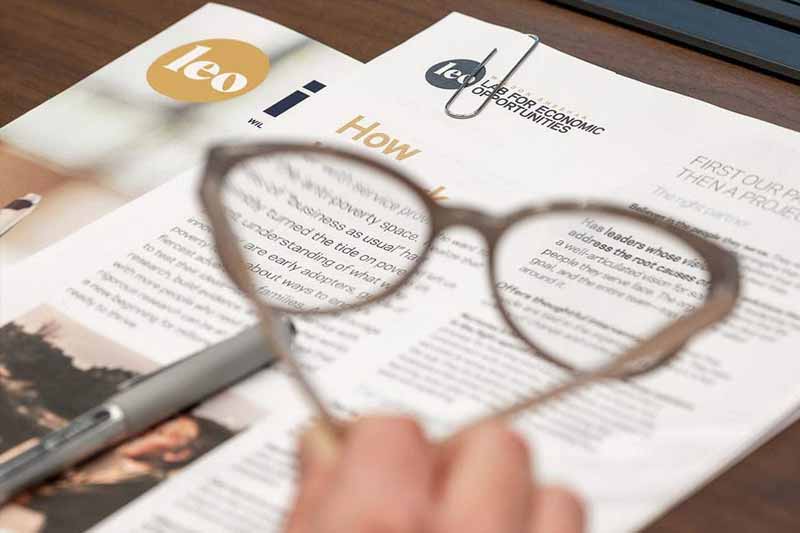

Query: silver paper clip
left=445, top=34, right=540, bottom=119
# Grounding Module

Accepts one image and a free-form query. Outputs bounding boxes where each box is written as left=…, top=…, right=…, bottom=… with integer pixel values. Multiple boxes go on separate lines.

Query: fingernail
left=300, top=419, right=341, bottom=471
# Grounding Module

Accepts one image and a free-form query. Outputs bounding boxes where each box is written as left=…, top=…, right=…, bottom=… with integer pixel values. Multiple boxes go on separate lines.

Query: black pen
left=0, top=193, right=41, bottom=238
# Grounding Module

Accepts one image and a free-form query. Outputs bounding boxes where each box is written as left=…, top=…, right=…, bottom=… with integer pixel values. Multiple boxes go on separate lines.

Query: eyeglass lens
left=219, top=151, right=433, bottom=312
left=494, top=211, right=709, bottom=373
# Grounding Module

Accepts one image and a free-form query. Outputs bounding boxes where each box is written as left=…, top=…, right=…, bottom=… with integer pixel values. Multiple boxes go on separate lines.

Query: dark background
left=2, top=1, right=799, bottom=531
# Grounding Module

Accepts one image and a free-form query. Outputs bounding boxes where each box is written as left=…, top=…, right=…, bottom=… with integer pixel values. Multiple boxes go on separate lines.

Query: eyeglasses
left=199, top=142, right=740, bottom=437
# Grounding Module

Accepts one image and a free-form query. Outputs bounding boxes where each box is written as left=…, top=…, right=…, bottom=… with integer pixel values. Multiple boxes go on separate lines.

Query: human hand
left=285, top=416, right=584, bottom=533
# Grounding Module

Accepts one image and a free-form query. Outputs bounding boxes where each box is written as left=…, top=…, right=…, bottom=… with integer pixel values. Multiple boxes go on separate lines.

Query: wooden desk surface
left=2, top=1, right=799, bottom=531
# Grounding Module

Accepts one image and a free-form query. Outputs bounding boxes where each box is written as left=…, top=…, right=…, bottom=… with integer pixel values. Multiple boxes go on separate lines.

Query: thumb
left=284, top=421, right=342, bottom=533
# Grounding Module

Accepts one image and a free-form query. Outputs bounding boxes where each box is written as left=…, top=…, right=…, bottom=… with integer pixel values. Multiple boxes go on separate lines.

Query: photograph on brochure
left=0, top=305, right=261, bottom=533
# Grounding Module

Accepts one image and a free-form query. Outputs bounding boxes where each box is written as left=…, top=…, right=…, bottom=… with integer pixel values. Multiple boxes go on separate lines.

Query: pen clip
left=0, top=405, right=123, bottom=501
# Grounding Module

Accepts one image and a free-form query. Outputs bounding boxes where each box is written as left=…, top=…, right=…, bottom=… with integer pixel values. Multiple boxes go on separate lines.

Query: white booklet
left=0, top=2, right=359, bottom=265
left=2, top=11, right=800, bottom=533
left=0, top=4, right=360, bottom=532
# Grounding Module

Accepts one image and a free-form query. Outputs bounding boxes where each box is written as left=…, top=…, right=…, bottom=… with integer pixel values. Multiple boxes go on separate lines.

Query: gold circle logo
left=147, top=39, right=270, bottom=102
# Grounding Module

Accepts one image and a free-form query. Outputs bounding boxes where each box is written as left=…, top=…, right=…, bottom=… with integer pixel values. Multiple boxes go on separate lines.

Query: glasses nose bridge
left=434, top=205, right=506, bottom=243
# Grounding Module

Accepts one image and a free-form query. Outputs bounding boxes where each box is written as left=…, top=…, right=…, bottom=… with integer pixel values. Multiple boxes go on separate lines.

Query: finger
left=284, top=421, right=341, bottom=533
left=319, top=416, right=435, bottom=533
left=434, top=421, right=534, bottom=533
left=529, top=486, right=585, bottom=533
